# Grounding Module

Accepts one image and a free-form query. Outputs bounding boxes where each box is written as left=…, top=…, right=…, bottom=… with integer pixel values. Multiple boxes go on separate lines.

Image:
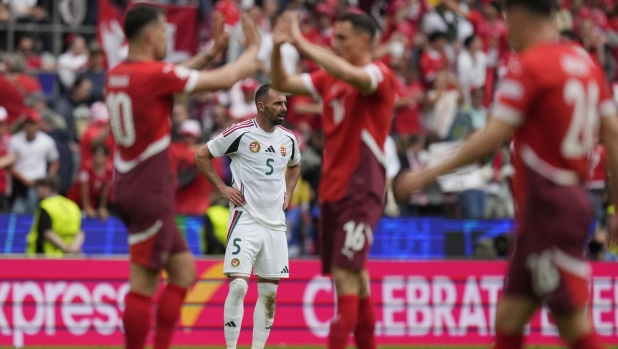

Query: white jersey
left=208, top=119, right=301, bottom=231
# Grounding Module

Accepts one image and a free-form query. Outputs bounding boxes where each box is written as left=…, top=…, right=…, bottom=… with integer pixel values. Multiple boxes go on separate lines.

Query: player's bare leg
left=493, top=296, right=539, bottom=349
left=328, top=266, right=375, bottom=349
left=154, top=252, right=196, bottom=349
left=124, top=263, right=159, bottom=349
left=253, top=277, right=280, bottom=349
left=224, top=275, right=250, bottom=349
left=554, top=307, right=606, bottom=349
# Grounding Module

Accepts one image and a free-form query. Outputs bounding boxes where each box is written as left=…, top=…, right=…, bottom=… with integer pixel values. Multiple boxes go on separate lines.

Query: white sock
left=252, top=282, right=278, bottom=349
left=224, top=278, right=248, bottom=349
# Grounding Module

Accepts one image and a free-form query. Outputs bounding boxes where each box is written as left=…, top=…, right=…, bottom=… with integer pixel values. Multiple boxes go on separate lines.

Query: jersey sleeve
left=288, top=135, right=301, bottom=166
left=598, top=79, right=617, bottom=118
left=150, top=64, right=199, bottom=97
left=490, top=59, right=537, bottom=127
left=207, top=127, right=247, bottom=158
left=364, top=62, right=396, bottom=98
left=301, top=70, right=329, bottom=100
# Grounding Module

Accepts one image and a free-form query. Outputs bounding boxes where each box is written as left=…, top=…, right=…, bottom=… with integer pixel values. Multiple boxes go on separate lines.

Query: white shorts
left=223, top=209, right=289, bottom=279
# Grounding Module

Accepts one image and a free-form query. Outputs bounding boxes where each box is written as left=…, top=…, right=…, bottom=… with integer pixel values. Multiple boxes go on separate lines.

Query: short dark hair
left=336, top=13, right=377, bottom=41
left=464, top=35, right=476, bottom=50
left=35, top=176, right=60, bottom=193
left=92, top=144, right=110, bottom=156
left=428, top=31, right=448, bottom=44
left=504, top=0, right=558, bottom=17
left=72, top=75, right=91, bottom=92
left=124, top=4, right=165, bottom=41
left=255, top=84, right=272, bottom=105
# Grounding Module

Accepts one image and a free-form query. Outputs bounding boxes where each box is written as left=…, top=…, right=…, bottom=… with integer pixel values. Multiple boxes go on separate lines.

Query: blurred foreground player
left=271, top=11, right=396, bottom=349
left=394, top=1, right=618, bottom=349
left=105, top=5, right=261, bottom=349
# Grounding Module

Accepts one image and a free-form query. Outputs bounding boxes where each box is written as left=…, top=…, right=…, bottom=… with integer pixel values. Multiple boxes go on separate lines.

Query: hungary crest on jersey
left=280, top=144, right=287, bottom=156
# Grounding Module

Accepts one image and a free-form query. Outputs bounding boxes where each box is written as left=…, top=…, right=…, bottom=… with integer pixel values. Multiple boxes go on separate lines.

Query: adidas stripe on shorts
left=223, top=208, right=290, bottom=279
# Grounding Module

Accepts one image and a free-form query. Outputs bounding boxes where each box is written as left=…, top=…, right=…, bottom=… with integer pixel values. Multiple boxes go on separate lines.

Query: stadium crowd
left=0, top=0, right=616, bottom=258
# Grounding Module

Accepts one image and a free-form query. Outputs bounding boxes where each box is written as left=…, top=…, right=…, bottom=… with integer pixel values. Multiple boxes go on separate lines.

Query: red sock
left=571, top=333, right=606, bottom=349
left=494, top=331, right=523, bottom=349
left=123, top=291, right=152, bottom=349
left=354, top=296, right=376, bottom=349
left=328, top=295, right=359, bottom=349
left=154, top=283, right=188, bottom=349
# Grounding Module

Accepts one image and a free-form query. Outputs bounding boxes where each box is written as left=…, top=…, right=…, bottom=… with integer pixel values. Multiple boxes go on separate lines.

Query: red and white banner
left=97, top=0, right=199, bottom=69
left=0, top=258, right=616, bottom=346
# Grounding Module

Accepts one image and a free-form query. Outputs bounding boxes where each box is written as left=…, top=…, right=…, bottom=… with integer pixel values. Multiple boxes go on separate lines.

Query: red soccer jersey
left=468, top=11, right=509, bottom=57
left=419, top=49, right=445, bottom=84
left=105, top=61, right=198, bottom=173
left=67, top=162, right=114, bottom=208
left=492, top=43, right=615, bottom=217
left=302, top=62, right=397, bottom=203
left=393, top=79, right=423, bottom=135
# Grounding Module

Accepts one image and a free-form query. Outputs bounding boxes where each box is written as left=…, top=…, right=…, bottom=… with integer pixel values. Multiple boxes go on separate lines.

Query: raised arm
left=394, top=117, right=515, bottom=203
left=192, top=14, right=261, bottom=92
left=270, top=19, right=312, bottom=96
left=283, top=12, right=376, bottom=94
left=180, top=13, right=230, bottom=70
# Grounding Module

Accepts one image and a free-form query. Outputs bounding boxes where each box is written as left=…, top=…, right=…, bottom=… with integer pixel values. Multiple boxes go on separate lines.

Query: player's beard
left=267, top=109, right=285, bottom=126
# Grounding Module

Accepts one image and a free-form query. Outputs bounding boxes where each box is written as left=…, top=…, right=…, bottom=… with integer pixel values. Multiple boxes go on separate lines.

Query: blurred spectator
left=556, top=0, right=574, bottom=32
left=587, top=228, right=617, bottom=261
left=25, top=176, right=84, bottom=257
left=203, top=192, right=230, bottom=255
left=210, top=103, right=235, bottom=134
left=9, top=110, right=59, bottom=214
left=57, top=35, right=89, bottom=91
left=467, top=87, right=487, bottom=130
left=424, top=71, right=464, bottom=139
left=67, top=144, right=113, bottom=220
left=16, top=36, right=43, bottom=71
left=171, top=102, right=190, bottom=141
left=80, top=102, right=114, bottom=166
left=457, top=35, right=487, bottom=104
left=5, top=54, right=42, bottom=98
left=229, top=78, right=259, bottom=120
left=485, top=147, right=514, bottom=218
left=5, top=0, right=47, bottom=21
left=79, top=42, right=106, bottom=103
left=55, top=75, right=93, bottom=143
left=0, top=108, right=14, bottom=212
left=393, top=65, right=424, bottom=136
left=170, top=119, right=219, bottom=215
left=29, top=92, right=75, bottom=195
left=419, top=31, right=447, bottom=85
left=0, top=73, right=28, bottom=124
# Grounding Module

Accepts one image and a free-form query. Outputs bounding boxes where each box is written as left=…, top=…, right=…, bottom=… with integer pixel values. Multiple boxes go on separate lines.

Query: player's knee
left=258, top=282, right=278, bottom=320
left=228, top=278, right=249, bottom=303
left=331, top=267, right=361, bottom=295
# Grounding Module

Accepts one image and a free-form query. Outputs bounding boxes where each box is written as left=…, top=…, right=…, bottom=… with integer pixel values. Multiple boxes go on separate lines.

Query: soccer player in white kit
left=195, top=84, right=301, bottom=349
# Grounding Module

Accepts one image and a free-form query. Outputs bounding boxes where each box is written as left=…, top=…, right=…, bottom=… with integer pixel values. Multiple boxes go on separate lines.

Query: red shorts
left=504, top=170, right=593, bottom=314
left=319, top=144, right=385, bottom=274
left=114, top=151, right=188, bottom=270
